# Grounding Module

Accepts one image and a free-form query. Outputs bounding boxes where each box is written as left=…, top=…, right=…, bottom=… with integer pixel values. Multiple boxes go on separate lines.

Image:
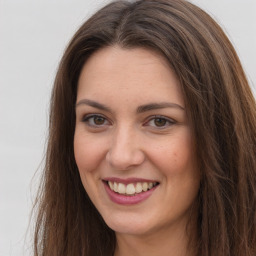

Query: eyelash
left=82, top=114, right=110, bottom=127
left=144, top=115, right=175, bottom=129
left=81, top=114, right=175, bottom=129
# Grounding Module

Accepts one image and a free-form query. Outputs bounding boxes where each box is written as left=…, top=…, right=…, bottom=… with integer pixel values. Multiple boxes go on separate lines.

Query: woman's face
left=74, top=46, right=200, bottom=237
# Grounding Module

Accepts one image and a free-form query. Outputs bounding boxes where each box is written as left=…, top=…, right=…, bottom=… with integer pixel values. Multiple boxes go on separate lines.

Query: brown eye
left=94, top=116, right=105, bottom=125
left=83, top=114, right=109, bottom=127
left=145, top=116, right=175, bottom=129
left=154, top=118, right=167, bottom=127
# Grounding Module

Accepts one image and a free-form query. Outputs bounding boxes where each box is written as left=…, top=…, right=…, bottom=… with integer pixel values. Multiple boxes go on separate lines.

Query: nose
left=106, top=126, right=145, bottom=170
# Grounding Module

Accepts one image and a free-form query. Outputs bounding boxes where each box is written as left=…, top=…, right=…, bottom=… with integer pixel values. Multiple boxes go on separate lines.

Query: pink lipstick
left=103, top=178, right=159, bottom=205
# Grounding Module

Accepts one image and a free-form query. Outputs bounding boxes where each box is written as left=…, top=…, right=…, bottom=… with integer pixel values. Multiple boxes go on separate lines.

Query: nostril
left=105, top=148, right=145, bottom=170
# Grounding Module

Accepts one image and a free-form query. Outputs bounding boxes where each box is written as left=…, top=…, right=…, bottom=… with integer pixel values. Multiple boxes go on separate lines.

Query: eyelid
left=143, top=115, right=176, bottom=128
left=82, top=113, right=104, bottom=120
left=80, top=113, right=175, bottom=129
left=82, top=114, right=111, bottom=127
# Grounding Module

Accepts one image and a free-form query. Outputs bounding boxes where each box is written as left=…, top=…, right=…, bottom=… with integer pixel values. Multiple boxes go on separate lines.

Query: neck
left=114, top=216, right=198, bottom=256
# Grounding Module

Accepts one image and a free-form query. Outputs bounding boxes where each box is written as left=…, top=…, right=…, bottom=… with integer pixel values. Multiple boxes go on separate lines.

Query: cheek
left=149, top=130, right=195, bottom=176
left=74, top=132, right=106, bottom=174
left=73, top=133, right=108, bottom=204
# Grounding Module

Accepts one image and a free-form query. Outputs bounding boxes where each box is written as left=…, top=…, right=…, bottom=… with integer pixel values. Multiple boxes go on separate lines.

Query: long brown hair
left=33, top=0, right=256, bottom=255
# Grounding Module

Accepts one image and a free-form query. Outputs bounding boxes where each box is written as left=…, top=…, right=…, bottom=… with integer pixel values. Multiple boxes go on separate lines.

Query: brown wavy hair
left=33, top=0, right=256, bottom=255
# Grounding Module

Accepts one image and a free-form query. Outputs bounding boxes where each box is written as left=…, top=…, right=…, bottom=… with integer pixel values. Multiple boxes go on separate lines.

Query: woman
left=33, top=0, right=256, bottom=255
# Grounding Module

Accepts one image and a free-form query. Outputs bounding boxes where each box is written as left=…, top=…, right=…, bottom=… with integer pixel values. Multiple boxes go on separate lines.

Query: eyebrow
left=76, top=99, right=185, bottom=113
left=76, top=99, right=111, bottom=112
left=137, top=102, right=185, bottom=113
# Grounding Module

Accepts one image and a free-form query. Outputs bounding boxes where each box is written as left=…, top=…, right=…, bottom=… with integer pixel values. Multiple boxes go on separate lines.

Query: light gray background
left=0, top=0, right=255, bottom=255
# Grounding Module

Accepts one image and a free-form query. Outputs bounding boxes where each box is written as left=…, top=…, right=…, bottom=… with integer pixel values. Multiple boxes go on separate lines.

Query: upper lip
left=103, top=177, right=159, bottom=185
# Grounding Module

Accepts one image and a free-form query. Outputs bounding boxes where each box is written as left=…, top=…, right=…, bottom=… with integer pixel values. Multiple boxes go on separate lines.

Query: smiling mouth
left=104, top=180, right=159, bottom=196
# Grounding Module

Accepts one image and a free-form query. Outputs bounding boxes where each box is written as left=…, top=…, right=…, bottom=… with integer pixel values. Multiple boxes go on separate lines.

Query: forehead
left=77, top=46, right=184, bottom=107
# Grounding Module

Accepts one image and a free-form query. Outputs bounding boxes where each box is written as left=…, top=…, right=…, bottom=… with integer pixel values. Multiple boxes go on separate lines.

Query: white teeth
left=142, top=182, right=148, bottom=192
left=108, top=181, right=158, bottom=195
left=109, top=181, right=114, bottom=190
left=118, top=183, right=126, bottom=194
left=126, top=184, right=136, bottom=195
left=135, top=182, right=143, bottom=193
left=114, top=182, right=118, bottom=192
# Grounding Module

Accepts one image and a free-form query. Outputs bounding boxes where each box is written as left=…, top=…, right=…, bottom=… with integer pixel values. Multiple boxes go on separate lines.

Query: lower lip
left=103, top=182, right=158, bottom=205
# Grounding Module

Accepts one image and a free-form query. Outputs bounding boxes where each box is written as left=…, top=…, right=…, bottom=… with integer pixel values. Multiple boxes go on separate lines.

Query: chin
left=102, top=212, right=158, bottom=236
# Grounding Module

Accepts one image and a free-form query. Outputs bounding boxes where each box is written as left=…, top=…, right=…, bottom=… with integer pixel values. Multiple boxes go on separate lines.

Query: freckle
left=172, top=152, right=178, bottom=163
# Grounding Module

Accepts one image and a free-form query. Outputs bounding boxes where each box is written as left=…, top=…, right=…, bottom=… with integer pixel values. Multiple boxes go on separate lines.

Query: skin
left=74, top=46, right=200, bottom=256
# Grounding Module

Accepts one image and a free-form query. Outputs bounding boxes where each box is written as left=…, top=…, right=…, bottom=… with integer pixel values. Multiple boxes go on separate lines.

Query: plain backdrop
left=0, top=0, right=255, bottom=255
